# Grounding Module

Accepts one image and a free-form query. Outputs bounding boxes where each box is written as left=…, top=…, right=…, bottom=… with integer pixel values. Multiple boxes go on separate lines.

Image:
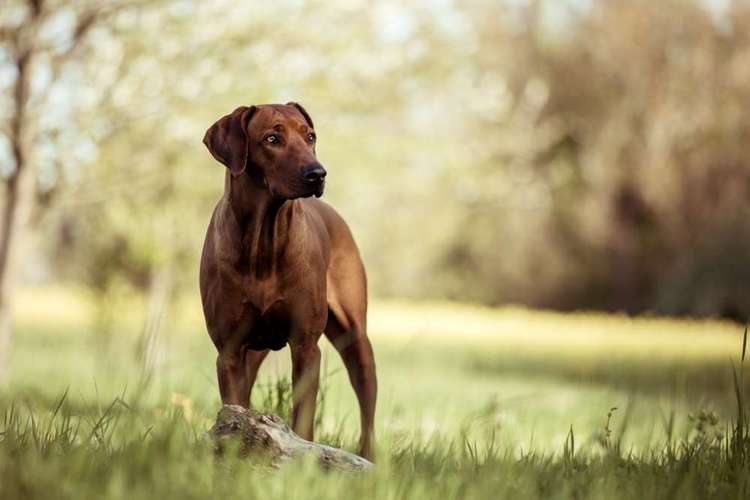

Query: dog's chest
left=238, top=276, right=327, bottom=350
left=243, top=300, right=292, bottom=351
left=242, top=273, right=287, bottom=315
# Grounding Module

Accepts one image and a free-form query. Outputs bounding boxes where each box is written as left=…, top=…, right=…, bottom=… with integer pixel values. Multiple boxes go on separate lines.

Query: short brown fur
left=200, top=103, right=376, bottom=459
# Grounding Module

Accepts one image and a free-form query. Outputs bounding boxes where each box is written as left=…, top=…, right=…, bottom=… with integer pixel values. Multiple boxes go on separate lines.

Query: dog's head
left=203, top=103, right=325, bottom=199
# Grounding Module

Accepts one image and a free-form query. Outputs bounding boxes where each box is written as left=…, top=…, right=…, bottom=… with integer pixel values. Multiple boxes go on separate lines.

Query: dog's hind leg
left=325, top=242, right=377, bottom=460
left=325, top=310, right=376, bottom=460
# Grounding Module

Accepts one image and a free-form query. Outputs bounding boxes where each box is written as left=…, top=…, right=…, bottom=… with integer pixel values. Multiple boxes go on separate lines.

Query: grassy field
left=1, top=287, right=749, bottom=499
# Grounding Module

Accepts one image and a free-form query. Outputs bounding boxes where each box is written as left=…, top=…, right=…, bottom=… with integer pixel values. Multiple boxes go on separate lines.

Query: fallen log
left=209, top=404, right=374, bottom=472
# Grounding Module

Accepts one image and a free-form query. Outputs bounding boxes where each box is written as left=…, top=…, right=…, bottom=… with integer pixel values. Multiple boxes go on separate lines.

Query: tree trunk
left=0, top=169, right=33, bottom=384
left=0, top=46, right=35, bottom=384
left=211, top=404, right=374, bottom=472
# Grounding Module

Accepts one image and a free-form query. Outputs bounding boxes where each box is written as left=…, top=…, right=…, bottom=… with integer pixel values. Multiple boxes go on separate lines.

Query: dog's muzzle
left=303, top=163, right=326, bottom=198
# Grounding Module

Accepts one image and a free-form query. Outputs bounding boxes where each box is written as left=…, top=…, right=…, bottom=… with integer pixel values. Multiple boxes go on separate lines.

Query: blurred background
left=0, top=0, right=748, bottom=452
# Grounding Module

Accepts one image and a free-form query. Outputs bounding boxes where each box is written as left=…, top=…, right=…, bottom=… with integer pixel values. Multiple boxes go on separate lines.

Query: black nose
left=303, top=164, right=327, bottom=183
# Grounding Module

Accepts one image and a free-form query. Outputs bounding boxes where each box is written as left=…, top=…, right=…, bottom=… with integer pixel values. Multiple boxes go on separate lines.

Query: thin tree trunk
left=0, top=169, right=33, bottom=384
left=0, top=46, right=35, bottom=384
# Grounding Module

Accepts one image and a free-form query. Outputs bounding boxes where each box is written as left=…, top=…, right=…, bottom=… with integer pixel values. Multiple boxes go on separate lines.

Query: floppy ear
left=203, top=105, right=257, bottom=177
left=287, top=101, right=314, bottom=128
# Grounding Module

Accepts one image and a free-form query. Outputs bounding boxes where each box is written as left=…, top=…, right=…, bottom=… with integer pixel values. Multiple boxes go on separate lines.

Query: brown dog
left=200, top=102, right=376, bottom=459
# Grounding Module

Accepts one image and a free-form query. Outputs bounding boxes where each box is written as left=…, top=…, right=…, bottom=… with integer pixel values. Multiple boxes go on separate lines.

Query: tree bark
left=0, top=44, right=36, bottom=384
left=210, top=404, right=374, bottom=472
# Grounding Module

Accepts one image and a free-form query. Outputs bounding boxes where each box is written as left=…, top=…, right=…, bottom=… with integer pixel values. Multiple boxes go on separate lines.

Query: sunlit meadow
left=2, top=287, right=748, bottom=499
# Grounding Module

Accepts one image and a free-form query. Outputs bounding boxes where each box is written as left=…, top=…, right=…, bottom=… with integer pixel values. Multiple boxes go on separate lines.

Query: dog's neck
left=225, top=171, right=279, bottom=220
left=225, top=172, right=290, bottom=279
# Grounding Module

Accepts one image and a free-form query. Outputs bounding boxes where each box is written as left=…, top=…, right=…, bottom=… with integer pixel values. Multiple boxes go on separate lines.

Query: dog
left=200, top=102, right=376, bottom=459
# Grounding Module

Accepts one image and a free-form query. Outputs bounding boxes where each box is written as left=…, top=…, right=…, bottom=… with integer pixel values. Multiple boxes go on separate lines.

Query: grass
left=1, top=286, right=749, bottom=499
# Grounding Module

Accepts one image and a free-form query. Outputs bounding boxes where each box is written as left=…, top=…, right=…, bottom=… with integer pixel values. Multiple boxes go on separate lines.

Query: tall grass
left=0, top=326, right=749, bottom=499
left=2, top=291, right=748, bottom=499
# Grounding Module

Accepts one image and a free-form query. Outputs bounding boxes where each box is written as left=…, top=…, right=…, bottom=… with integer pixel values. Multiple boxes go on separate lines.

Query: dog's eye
left=265, top=134, right=280, bottom=144
left=307, top=133, right=316, bottom=143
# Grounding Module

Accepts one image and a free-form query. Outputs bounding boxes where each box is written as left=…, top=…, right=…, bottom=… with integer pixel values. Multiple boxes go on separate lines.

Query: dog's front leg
left=216, top=349, right=251, bottom=407
left=289, top=340, right=321, bottom=441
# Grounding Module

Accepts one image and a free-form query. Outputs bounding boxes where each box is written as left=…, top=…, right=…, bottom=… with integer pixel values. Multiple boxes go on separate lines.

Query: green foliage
left=4, top=1, right=746, bottom=319
left=443, top=0, right=750, bottom=318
